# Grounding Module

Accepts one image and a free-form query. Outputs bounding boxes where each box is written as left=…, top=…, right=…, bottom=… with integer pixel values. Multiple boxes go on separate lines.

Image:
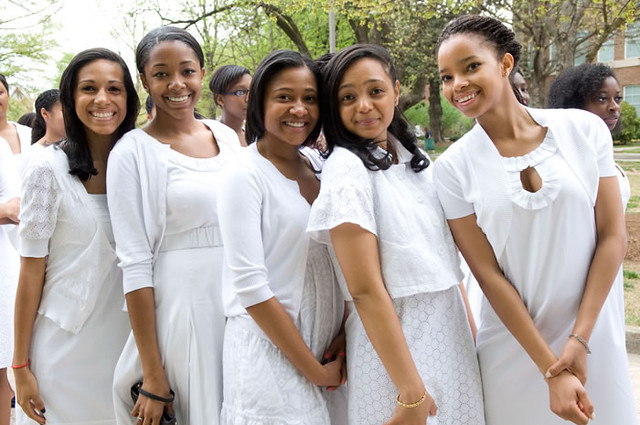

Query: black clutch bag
left=130, top=382, right=177, bottom=425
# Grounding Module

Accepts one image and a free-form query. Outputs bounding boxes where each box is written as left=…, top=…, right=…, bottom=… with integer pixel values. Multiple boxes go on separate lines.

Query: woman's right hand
left=131, top=380, right=174, bottom=425
left=14, top=368, right=46, bottom=424
left=312, top=356, right=345, bottom=388
left=384, top=389, right=437, bottom=425
left=546, top=369, right=594, bottom=425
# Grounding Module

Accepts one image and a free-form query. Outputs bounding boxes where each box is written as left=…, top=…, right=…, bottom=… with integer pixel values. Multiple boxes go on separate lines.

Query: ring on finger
left=137, top=417, right=143, bottom=422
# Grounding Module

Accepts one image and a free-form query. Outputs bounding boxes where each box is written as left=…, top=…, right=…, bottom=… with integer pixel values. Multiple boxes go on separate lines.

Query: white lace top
left=19, top=146, right=118, bottom=333
left=308, top=144, right=463, bottom=301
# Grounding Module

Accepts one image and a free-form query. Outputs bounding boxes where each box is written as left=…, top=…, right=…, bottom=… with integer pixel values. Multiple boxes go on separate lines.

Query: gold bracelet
left=569, top=333, right=591, bottom=354
left=396, top=388, right=427, bottom=408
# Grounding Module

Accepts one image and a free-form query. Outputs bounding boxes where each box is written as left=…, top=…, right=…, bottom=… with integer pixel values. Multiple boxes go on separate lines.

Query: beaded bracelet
left=396, top=388, right=427, bottom=408
left=569, top=333, right=591, bottom=354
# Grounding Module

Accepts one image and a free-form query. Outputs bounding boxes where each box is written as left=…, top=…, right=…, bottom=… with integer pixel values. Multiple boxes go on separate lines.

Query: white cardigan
left=107, top=120, right=241, bottom=294
left=433, top=107, right=615, bottom=261
left=218, top=144, right=323, bottom=319
left=19, top=146, right=118, bottom=333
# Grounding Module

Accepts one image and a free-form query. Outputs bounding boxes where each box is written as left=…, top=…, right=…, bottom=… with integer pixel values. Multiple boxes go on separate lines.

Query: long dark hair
left=322, top=44, right=428, bottom=172
left=31, top=89, right=60, bottom=144
left=245, top=50, right=323, bottom=146
left=59, top=48, right=139, bottom=181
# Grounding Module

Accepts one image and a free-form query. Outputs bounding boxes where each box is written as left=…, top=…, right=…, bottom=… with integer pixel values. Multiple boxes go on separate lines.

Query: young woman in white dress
left=218, top=50, right=346, bottom=425
left=434, top=15, right=637, bottom=425
left=0, top=138, right=20, bottom=425
left=548, top=63, right=631, bottom=333
left=12, top=48, right=137, bottom=425
left=108, top=26, right=241, bottom=425
left=0, top=74, right=34, bottom=423
left=307, top=44, right=484, bottom=425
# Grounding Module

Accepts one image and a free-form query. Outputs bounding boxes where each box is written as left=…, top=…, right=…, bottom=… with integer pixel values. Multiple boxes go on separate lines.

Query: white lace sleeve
left=308, top=148, right=376, bottom=242
left=19, top=160, right=61, bottom=257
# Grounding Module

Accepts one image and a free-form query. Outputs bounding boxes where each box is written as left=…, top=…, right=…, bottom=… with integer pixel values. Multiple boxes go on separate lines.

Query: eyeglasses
left=223, top=89, right=249, bottom=97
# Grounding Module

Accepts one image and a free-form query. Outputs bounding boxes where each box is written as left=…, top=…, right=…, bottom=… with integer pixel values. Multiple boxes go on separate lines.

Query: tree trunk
left=427, top=76, right=444, bottom=144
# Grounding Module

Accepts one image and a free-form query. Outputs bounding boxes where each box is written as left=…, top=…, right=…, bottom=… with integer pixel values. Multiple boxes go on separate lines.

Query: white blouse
left=218, top=143, right=323, bottom=319
left=307, top=144, right=463, bottom=301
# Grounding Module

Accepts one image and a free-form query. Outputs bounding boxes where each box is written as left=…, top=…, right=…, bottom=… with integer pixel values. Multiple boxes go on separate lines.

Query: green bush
left=404, top=96, right=474, bottom=141
left=613, top=101, right=640, bottom=144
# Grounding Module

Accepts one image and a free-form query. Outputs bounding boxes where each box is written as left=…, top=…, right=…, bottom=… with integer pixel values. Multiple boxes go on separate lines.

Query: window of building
left=624, top=85, right=640, bottom=115
left=625, top=22, right=640, bottom=59
left=574, top=31, right=589, bottom=65
left=598, top=36, right=615, bottom=62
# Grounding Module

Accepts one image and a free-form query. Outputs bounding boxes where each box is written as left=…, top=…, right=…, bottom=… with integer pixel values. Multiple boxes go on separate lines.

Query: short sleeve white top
left=307, top=144, right=463, bottom=301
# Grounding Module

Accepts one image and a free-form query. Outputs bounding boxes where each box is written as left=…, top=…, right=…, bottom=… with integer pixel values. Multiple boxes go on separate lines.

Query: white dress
left=16, top=163, right=129, bottom=424
left=434, top=117, right=637, bottom=425
left=218, top=145, right=345, bottom=425
left=0, top=139, right=20, bottom=368
left=0, top=125, right=31, bottom=369
left=308, top=145, right=484, bottom=425
left=112, top=147, right=230, bottom=425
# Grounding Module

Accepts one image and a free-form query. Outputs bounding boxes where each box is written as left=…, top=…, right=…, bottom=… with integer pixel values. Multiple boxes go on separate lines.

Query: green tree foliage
left=613, top=101, right=640, bottom=144
left=403, top=97, right=474, bottom=141
left=483, top=0, right=640, bottom=107
left=0, top=1, right=59, bottom=85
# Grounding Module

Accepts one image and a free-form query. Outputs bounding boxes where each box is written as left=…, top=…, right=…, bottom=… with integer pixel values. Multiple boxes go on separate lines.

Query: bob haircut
left=245, top=50, right=323, bottom=146
left=209, top=65, right=251, bottom=106
left=32, top=89, right=61, bottom=144
left=59, top=48, right=140, bottom=181
left=136, top=26, right=204, bottom=74
left=322, top=44, right=428, bottom=172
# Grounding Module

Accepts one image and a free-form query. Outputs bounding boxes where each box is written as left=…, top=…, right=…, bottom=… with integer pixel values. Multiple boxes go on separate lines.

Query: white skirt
left=16, top=266, right=129, bottom=425
left=220, top=241, right=346, bottom=425
left=113, top=227, right=226, bottom=425
left=345, top=286, right=485, bottom=425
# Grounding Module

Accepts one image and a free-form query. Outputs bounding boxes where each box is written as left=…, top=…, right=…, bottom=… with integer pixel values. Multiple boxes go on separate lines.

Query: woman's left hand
left=545, top=337, right=589, bottom=385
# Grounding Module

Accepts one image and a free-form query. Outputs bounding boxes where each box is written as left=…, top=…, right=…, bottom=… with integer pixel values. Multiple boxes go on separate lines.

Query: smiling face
left=337, top=57, right=399, bottom=144
left=438, top=33, right=513, bottom=118
left=140, top=40, right=205, bottom=118
left=73, top=59, right=127, bottom=141
left=583, top=76, right=622, bottom=131
left=261, top=66, right=319, bottom=147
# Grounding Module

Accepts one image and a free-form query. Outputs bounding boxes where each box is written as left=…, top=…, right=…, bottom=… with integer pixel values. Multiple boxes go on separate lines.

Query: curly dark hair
left=322, top=44, right=428, bottom=172
left=547, top=63, right=617, bottom=109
